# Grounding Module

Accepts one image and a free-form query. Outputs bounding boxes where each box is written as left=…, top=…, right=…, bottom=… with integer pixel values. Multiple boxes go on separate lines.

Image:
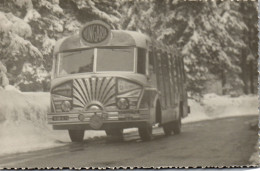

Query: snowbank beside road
left=183, top=93, right=258, bottom=123
left=0, top=87, right=105, bottom=155
left=0, top=88, right=258, bottom=155
left=0, top=88, right=63, bottom=155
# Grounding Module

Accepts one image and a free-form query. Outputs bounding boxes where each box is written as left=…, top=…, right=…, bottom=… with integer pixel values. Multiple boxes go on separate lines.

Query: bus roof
left=54, top=30, right=151, bottom=55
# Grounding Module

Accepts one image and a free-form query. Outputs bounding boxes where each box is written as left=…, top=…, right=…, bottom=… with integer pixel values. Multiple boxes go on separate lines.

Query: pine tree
left=0, top=0, right=43, bottom=87
left=238, top=1, right=258, bottom=94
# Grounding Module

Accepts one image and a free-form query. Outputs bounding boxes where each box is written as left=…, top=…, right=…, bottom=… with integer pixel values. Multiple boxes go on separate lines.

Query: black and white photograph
left=0, top=0, right=258, bottom=168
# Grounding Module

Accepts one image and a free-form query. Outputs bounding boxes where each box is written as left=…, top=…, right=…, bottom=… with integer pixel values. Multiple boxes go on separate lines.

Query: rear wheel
left=105, top=128, right=123, bottom=142
left=138, top=123, right=153, bottom=141
left=68, top=130, right=85, bottom=142
left=163, top=122, right=173, bottom=136
left=173, top=105, right=182, bottom=134
left=173, top=115, right=181, bottom=134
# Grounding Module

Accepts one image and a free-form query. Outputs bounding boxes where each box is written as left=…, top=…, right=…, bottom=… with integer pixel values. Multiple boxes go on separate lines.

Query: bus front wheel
left=138, top=123, right=153, bottom=141
left=68, top=130, right=85, bottom=142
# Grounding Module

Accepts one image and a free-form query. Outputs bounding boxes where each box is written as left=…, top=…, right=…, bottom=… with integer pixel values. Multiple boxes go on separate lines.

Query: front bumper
left=47, top=109, right=149, bottom=130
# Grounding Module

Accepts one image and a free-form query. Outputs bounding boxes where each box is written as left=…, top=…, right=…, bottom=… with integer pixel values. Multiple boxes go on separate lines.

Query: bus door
left=155, top=50, right=166, bottom=109
left=162, top=51, right=172, bottom=108
left=162, top=51, right=176, bottom=121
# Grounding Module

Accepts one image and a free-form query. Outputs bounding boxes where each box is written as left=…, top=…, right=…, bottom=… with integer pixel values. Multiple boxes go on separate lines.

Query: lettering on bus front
left=82, top=24, right=109, bottom=43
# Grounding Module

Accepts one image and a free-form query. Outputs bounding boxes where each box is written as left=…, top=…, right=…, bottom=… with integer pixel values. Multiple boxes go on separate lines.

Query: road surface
left=0, top=115, right=257, bottom=168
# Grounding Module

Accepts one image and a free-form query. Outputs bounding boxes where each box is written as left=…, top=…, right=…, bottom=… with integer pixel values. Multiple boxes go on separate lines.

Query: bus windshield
left=96, top=47, right=134, bottom=72
left=57, top=47, right=134, bottom=76
left=58, top=49, right=94, bottom=76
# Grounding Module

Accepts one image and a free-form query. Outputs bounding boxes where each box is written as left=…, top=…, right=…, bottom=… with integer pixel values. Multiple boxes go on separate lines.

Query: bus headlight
left=117, top=98, right=129, bottom=109
left=61, top=101, right=71, bottom=112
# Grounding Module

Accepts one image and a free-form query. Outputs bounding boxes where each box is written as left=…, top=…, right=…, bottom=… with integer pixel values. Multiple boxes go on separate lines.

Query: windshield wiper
left=63, top=51, right=82, bottom=57
left=111, top=49, right=132, bottom=53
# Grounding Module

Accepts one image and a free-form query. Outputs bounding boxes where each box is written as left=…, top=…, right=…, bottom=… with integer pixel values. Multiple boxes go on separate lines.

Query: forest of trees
left=0, top=0, right=258, bottom=96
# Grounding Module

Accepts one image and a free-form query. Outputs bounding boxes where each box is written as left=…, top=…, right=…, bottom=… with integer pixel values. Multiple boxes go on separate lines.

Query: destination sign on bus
left=80, top=20, right=111, bottom=46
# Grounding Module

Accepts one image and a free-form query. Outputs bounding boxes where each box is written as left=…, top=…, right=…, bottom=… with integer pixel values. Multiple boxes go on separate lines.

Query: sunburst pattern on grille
left=73, top=77, right=116, bottom=111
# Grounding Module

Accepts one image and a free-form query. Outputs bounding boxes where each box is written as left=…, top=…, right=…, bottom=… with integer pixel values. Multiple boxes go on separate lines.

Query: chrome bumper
left=47, top=109, right=149, bottom=125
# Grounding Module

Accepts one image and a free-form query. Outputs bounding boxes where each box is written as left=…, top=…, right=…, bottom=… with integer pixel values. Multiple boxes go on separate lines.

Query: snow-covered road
left=0, top=115, right=257, bottom=168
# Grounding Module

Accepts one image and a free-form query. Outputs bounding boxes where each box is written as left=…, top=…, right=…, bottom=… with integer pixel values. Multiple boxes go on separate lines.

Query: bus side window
left=149, top=51, right=154, bottom=75
left=173, top=56, right=180, bottom=94
left=53, top=54, right=59, bottom=78
left=176, top=56, right=183, bottom=96
left=168, top=54, right=175, bottom=106
left=177, top=56, right=183, bottom=84
left=181, top=57, right=186, bottom=83
left=137, top=48, right=146, bottom=74
left=149, top=50, right=157, bottom=88
left=171, top=56, right=178, bottom=101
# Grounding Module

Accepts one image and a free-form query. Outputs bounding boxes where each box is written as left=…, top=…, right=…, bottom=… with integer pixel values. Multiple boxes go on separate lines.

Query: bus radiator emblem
left=73, top=77, right=116, bottom=111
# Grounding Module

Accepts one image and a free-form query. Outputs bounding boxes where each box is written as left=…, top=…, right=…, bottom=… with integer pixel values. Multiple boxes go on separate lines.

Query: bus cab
left=48, top=20, right=190, bottom=142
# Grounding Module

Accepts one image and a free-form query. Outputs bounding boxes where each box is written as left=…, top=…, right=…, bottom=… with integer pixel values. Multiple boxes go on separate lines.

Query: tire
left=68, top=130, right=85, bottom=142
left=138, top=123, right=153, bottom=141
left=105, top=128, right=123, bottom=142
left=163, top=122, right=173, bottom=136
left=173, top=111, right=182, bottom=135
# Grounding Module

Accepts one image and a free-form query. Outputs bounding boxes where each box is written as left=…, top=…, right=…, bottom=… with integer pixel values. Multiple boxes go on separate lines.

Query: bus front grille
left=72, top=77, right=116, bottom=111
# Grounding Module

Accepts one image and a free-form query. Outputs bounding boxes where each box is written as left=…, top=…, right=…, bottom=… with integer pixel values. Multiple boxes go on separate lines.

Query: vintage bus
left=48, top=20, right=190, bottom=142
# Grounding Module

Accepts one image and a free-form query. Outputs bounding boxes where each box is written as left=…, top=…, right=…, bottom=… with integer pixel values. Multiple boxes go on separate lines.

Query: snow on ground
left=183, top=93, right=258, bottom=123
left=0, top=86, right=106, bottom=155
left=0, top=88, right=258, bottom=155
